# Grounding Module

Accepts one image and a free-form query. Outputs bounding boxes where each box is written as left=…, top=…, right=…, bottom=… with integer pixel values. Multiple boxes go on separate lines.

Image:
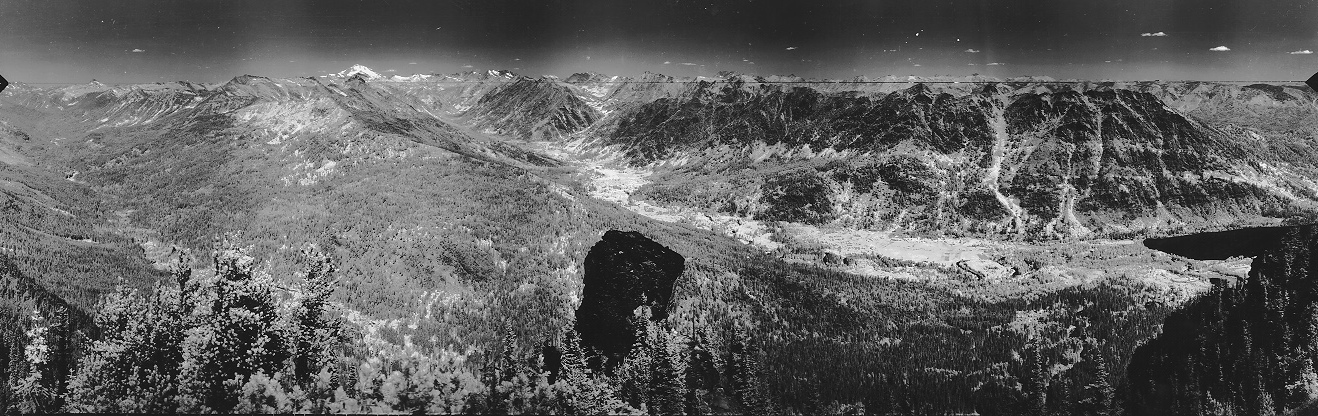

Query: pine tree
left=616, top=319, right=653, bottom=409
left=1089, top=348, right=1115, bottom=416
left=8, top=309, right=53, bottom=414
left=1025, top=345, right=1049, bottom=416
left=501, top=351, right=558, bottom=414
left=178, top=240, right=289, bottom=413
left=288, top=244, right=344, bottom=388
left=683, top=335, right=713, bottom=415
left=648, top=322, right=685, bottom=416
left=729, top=326, right=767, bottom=414
left=64, top=276, right=190, bottom=412
left=554, top=326, right=639, bottom=415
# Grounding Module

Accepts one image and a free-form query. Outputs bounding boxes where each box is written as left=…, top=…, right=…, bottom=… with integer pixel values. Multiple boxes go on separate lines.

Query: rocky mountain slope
left=584, top=78, right=1318, bottom=239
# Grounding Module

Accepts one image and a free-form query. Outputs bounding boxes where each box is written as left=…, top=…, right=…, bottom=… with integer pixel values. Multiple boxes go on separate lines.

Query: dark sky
left=1, top=0, right=1315, bottom=84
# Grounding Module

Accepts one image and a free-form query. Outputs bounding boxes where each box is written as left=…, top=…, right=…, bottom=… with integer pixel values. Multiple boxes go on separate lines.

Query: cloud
left=663, top=61, right=671, bottom=64
left=986, top=62, right=1005, bottom=66
left=1290, top=50, right=1314, bottom=55
left=385, top=69, right=397, bottom=72
left=462, top=64, right=473, bottom=68
left=408, top=62, right=418, bottom=65
left=785, top=46, right=797, bottom=50
left=1209, top=45, right=1231, bottom=51
left=1141, top=31, right=1167, bottom=37
left=964, top=49, right=980, bottom=53
left=131, top=48, right=145, bottom=53
left=968, top=63, right=978, bottom=66
left=679, top=62, right=699, bottom=66
left=913, top=64, right=922, bottom=67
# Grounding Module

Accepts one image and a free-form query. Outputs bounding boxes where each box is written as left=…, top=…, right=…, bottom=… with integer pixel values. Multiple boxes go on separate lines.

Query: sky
left=1, top=0, right=1316, bottom=84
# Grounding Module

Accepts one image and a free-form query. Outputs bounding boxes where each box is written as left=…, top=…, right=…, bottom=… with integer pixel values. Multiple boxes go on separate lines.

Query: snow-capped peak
left=335, top=64, right=383, bottom=80
left=390, top=73, right=433, bottom=82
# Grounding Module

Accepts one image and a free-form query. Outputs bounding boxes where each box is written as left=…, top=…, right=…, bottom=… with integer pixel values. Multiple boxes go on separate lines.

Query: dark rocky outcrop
left=1129, top=225, right=1318, bottom=415
left=575, top=230, right=685, bottom=366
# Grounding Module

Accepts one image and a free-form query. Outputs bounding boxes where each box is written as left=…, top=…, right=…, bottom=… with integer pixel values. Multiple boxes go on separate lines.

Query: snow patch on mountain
left=389, top=74, right=433, bottom=82
left=333, top=64, right=383, bottom=80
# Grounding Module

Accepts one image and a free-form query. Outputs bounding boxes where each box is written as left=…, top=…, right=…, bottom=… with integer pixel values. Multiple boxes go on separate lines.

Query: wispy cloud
left=131, top=48, right=145, bottom=53
left=964, top=49, right=980, bottom=53
left=385, top=69, right=397, bottom=72
left=1140, top=31, right=1167, bottom=37
left=1209, top=45, right=1231, bottom=51
left=968, top=63, right=978, bottom=66
left=663, top=61, right=671, bottom=64
left=679, top=62, right=699, bottom=66
left=462, top=64, right=473, bottom=68
left=986, top=62, right=1005, bottom=66
left=913, top=64, right=922, bottom=67
left=1290, top=50, right=1314, bottom=55
left=785, top=46, right=797, bottom=50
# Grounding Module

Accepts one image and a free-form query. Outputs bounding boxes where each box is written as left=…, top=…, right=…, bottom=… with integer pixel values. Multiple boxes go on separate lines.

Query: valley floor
left=537, top=139, right=1243, bottom=306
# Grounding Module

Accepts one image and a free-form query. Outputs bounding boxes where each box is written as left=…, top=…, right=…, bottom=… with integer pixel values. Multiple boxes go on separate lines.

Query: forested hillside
left=1130, top=225, right=1318, bottom=415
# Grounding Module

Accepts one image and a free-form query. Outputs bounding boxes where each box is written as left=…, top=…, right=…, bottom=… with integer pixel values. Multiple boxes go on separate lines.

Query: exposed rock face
left=600, top=80, right=1318, bottom=238
left=575, top=230, right=685, bottom=364
left=1130, top=225, right=1318, bottom=415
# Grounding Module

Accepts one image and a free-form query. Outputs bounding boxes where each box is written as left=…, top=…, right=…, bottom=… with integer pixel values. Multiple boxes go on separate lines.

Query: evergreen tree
left=729, top=326, right=767, bottom=414
left=1090, top=350, right=1116, bottom=416
left=8, top=309, right=54, bottom=414
left=616, top=319, right=653, bottom=409
left=66, top=241, right=353, bottom=413
left=499, top=352, right=558, bottom=414
left=63, top=263, right=192, bottom=413
left=177, top=240, right=289, bottom=412
left=554, top=326, right=639, bottom=415
left=683, top=335, right=714, bottom=415
left=1025, top=345, right=1049, bottom=416
left=288, top=244, right=344, bottom=388
left=648, top=322, right=686, bottom=415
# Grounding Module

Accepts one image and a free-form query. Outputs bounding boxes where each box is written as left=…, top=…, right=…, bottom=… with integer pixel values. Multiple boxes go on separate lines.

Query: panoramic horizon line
left=6, top=64, right=1313, bottom=86
left=12, top=79, right=1311, bottom=86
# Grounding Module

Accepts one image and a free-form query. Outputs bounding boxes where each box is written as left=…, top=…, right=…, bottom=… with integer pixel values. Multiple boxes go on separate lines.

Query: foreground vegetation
left=0, top=232, right=1193, bottom=414
left=0, top=239, right=778, bottom=414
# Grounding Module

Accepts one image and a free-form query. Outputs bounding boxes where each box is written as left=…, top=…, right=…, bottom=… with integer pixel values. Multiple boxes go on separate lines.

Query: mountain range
left=1, top=64, right=1316, bottom=413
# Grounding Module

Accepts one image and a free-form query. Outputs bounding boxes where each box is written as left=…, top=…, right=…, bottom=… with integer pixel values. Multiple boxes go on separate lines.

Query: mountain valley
left=0, top=66, right=1316, bottom=414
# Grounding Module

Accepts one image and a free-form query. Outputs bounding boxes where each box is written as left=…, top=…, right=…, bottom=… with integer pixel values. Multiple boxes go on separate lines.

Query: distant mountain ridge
left=5, top=65, right=1316, bottom=240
